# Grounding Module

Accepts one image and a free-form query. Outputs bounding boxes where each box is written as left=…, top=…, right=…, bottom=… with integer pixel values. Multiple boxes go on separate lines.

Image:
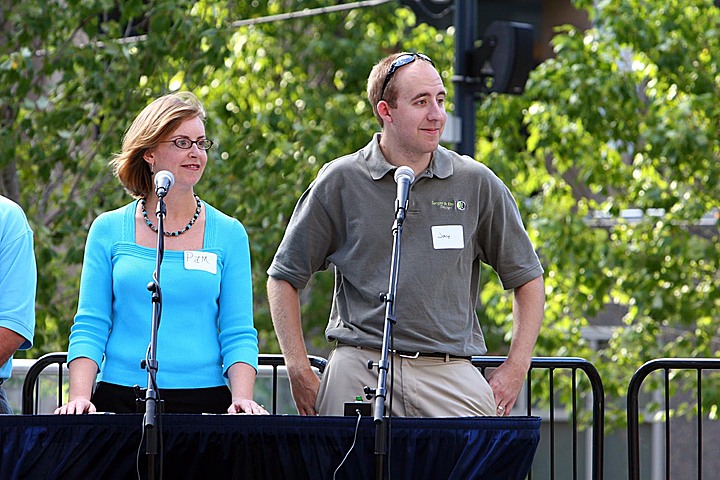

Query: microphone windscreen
left=394, top=166, right=415, bottom=184
left=154, top=170, right=175, bottom=190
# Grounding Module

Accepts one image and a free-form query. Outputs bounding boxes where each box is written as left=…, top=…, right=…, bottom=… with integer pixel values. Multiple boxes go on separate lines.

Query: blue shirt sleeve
left=215, top=217, right=259, bottom=374
left=0, top=199, right=36, bottom=379
left=67, top=211, right=117, bottom=369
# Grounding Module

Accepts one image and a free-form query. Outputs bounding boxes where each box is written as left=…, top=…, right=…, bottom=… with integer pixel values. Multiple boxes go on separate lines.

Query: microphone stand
left=369, top=196, right=408, bottom=480
left=143, top=193, right=166, bottom=480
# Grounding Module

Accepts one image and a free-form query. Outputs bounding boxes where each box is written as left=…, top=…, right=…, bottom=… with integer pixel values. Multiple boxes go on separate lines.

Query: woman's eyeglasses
left=160, top=138, right=214, bottom=150
left=379, top=53, right=435, bottom=100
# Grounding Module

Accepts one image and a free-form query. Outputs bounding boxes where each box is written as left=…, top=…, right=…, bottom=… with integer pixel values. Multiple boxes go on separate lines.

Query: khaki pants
left=316, top=345, right=497, bottom=417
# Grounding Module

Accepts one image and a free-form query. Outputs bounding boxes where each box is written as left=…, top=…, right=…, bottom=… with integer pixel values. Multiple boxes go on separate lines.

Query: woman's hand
left=54, top=398, right=96, bottom=415
left=227, top=399, right=269, bottom=415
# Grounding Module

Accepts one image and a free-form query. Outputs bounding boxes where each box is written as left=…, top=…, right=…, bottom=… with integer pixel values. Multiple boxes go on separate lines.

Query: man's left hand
left=487, top=359, right=527, bottom=416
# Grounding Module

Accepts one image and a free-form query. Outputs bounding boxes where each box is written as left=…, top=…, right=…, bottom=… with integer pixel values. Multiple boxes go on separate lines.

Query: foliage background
left=1, top=0, right=719, bottom=426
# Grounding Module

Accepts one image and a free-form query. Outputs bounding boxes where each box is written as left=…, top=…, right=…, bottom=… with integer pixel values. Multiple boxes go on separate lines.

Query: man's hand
left=490, top=276, right=544, bottom=416
left=287, top=365, right=321, bottom=416
left=487, top=359, right=527, bottom=416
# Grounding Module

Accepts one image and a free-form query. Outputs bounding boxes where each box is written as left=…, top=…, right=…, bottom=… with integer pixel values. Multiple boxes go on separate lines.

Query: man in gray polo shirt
left=267, top=52, right=544, bottom=417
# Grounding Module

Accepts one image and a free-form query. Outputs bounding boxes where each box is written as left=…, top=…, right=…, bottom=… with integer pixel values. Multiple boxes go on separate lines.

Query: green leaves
left=5, top=0, right=719, bottom=421
left=1, top=0, right=456, bottom=358
left=478, top=0, right=720, bottom=425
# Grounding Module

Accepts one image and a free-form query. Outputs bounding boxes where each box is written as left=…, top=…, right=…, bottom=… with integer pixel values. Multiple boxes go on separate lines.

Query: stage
left=0, top=414, right=540, bottom=479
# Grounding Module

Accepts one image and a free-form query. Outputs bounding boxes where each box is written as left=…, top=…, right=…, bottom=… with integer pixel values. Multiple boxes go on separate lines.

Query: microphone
left=394, top=166, right=415, bottom=218
left=154, top=170, right=175, bottom=198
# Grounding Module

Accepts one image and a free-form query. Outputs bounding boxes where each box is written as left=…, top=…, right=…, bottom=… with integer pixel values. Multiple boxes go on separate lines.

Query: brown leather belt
left=337, top=343, right=472, bottom=361
left=394, top=350, right=471, bottom=361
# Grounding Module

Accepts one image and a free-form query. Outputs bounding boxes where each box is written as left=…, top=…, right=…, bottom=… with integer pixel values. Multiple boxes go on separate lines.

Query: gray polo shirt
left=268, top=133, right=543, bottom=356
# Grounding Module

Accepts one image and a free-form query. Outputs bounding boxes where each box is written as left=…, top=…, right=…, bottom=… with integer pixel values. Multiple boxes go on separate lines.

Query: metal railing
left=474, top=356, right=605, bottom=480
left=21, top=352, right=67, bottom=415
left=21, top=352, right=327, bottom=415
left=21, top=353, right=604, bottom=479
left=627, top=358, right=720, bottom=480
left=252, top=353, right=328, bottom=414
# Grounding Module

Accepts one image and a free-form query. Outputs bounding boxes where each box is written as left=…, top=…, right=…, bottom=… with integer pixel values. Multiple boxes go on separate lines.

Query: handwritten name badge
left=431, top=225, right=464, bottom=250
left=184, top=251, right=218, bottom=274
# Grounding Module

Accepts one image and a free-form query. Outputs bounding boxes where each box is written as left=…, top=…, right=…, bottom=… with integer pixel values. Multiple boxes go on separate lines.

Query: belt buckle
left=397, top=351, right=420, bottom=359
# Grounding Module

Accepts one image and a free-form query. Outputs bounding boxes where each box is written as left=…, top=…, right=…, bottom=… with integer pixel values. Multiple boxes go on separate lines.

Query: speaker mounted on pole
left=465, top=20, right=535, bottom=95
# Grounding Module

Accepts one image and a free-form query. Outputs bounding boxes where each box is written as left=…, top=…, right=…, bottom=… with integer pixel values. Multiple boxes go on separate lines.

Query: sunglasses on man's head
left=379, top=52, right=435, bottom=100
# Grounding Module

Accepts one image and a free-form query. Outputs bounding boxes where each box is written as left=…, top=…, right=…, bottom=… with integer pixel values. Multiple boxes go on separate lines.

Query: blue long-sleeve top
left=68, top=200, right=258, bottom=389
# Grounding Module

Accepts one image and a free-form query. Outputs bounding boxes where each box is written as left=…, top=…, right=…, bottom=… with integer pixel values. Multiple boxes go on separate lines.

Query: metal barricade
left=21, top=352, right=327, bottom=415
left=627, top=358, right=720, bottom=480
left=474, top=356, right=605, bottom=480
left=21, top=352, right=604, bottom=480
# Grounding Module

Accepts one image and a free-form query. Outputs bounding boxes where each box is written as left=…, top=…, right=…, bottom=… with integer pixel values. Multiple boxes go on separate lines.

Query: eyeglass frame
left=159, top=138, right=214, bottom=150
left=379, top=52, right=435, bottom=101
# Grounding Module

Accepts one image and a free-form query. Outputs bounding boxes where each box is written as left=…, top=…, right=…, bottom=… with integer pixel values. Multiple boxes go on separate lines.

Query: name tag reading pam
left=431, top=225, right=465, bottom=250
left=184, top=251, right=217, bottom=274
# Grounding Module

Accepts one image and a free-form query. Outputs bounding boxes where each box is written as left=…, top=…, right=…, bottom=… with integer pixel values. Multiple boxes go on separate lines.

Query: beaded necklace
left=141, top=194, right=202, bottom=237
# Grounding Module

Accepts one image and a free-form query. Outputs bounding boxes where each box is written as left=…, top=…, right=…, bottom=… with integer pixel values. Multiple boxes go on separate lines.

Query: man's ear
left=377, top=100, right=393, bottom=124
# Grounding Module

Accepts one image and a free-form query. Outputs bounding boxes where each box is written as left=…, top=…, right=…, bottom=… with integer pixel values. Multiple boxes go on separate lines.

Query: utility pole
left=402, top=0, right=533, bottom=157
left=452, top=0, right=478, bottom=157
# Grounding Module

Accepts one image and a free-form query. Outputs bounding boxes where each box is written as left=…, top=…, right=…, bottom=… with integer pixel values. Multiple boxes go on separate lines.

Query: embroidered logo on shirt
left=431, top=200, right=467, bottom=211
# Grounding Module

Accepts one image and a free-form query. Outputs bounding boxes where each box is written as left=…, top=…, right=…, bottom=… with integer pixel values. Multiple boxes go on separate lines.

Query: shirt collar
left=364, top=132, right=454, bottom=180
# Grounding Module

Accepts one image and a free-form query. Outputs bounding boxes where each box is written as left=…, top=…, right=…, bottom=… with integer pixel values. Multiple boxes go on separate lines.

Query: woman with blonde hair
left=56, top=92, right=266, bottom=415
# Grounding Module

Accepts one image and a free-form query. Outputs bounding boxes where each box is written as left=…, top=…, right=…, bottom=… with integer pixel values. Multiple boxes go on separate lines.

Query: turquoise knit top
left=68, top=200, right=258, bottom=389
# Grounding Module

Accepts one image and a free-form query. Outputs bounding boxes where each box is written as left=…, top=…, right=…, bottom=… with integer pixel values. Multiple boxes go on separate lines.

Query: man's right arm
left=0, top=327, right=25, bottom=367
left=267, top=276, right=320, bottom=415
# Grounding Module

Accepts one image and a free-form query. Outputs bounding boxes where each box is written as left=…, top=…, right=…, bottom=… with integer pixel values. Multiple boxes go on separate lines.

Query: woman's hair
left=366, top=53, right=406, bottom=128
left=110, top=91, right=206, bottom=198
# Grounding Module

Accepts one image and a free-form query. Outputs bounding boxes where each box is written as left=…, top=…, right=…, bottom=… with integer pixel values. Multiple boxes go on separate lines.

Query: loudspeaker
left=466, top=21, right=535, bottom=94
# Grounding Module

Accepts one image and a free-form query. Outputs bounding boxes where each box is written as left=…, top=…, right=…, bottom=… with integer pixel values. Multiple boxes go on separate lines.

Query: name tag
left=431, top=225, right=464, bottom=250
left=184, top=251, right=217, bottom=274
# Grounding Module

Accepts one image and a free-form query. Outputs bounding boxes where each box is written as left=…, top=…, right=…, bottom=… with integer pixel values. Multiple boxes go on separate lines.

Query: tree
left=0, top=0, right=455, bottom=357
left=198, top=2, right=456, bottom=353
left=476, top=0, right=720, bottom=422
left=5, top=0, right=718, bottom=430
left=1, top=0, right=260, bottom=352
